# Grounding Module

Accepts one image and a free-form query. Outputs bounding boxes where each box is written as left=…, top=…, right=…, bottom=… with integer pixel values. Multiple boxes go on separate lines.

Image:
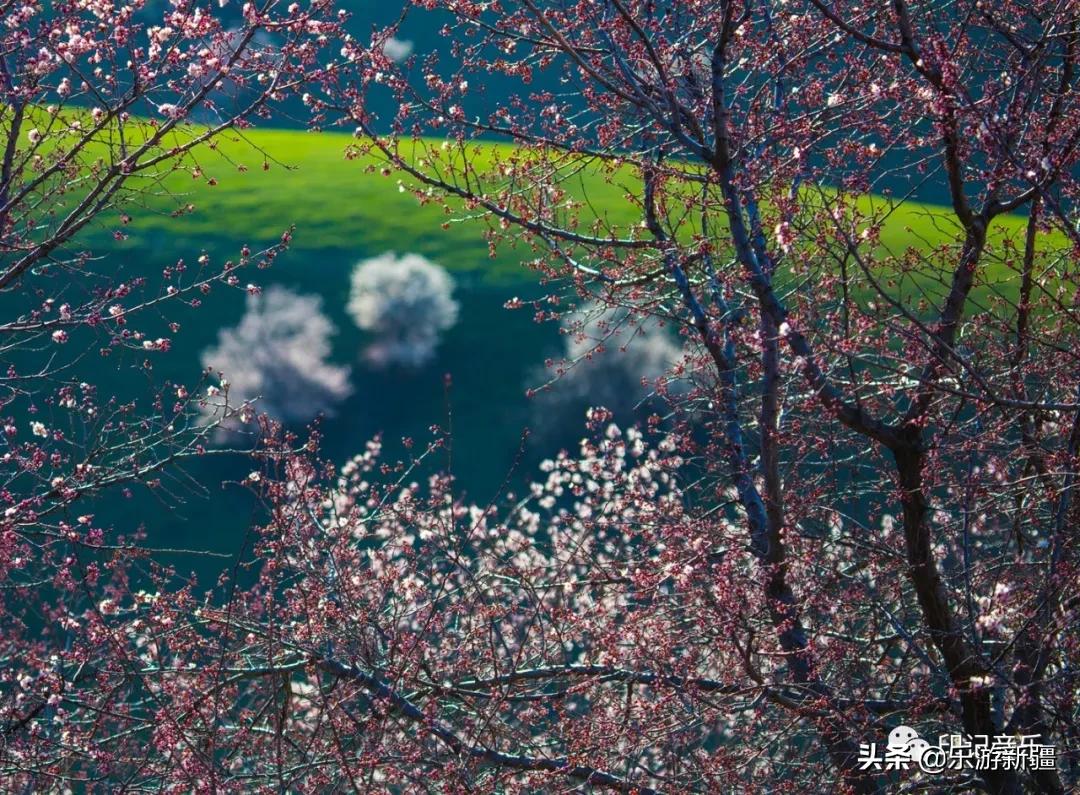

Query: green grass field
left=84, top=126, right=1064, bottom=289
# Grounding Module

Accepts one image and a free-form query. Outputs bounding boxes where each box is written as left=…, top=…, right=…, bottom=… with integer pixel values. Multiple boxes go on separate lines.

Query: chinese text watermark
left=858, top=726, right=1057, bottom=774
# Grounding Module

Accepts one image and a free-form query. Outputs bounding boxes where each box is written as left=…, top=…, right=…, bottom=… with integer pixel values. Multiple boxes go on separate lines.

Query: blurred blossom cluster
left=532, top=303, right=685, bottom=434
left=348, top=252, right=459, bottom=367
left=381, top=36, right=414, bottom=63
left=200, top=286, right=351, bottom=436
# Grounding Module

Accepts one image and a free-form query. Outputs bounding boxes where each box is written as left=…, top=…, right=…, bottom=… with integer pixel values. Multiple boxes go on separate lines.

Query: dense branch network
left=0, top=0, right=1077, bottom=793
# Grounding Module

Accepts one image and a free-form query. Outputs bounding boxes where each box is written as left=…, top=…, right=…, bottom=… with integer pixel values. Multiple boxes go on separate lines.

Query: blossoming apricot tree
left=348, top=251, right=459, bottom=366
left=2, top=0, right=1079, bottom=793
left=201, top=285, right=352, bottom=435
left=0, top=0, right=347, bottom=785
left=322, top=0, right=1078, bottom=791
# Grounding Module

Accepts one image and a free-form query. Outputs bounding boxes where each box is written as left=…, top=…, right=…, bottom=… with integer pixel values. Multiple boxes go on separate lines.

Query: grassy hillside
left=86, top=127, right=1063, bottom=288
left=90, top=131, right=567, bottom=283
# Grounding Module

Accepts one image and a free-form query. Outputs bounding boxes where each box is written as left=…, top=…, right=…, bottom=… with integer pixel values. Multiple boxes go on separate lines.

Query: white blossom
left=200, top=286, right=351, bottom=436
left=348, top=252, right=459, bottom=367
left=531, top=303, right=685, bottom=437
left=381, top=36, right=413, bottom=63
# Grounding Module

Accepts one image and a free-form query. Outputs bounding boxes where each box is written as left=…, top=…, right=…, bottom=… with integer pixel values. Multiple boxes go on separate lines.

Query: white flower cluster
left=347, top=252, right=459, bottom=367
left=200, top=286, right=351, bottom=436
left=532, top=303, right=685, bottom=435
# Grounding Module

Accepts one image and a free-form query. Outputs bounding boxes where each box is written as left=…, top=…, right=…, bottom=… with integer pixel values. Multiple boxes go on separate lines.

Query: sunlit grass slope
left=90, top=126, right=1063, bottom=287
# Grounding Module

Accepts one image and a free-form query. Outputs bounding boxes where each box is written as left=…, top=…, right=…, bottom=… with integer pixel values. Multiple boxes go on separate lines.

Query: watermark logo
left=858, top=726, right=1056, bottom=774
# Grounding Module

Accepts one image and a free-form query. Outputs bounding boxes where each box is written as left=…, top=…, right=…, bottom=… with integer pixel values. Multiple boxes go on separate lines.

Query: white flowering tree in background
left=531, top=302, right=687, bottom=437
left=200, top=286, right=351, bottom=437
left=348, top=251, right=459, bottom=367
